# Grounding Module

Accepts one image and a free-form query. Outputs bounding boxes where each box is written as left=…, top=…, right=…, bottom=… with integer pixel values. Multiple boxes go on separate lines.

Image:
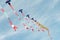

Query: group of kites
left=0, top=0, right=52, bottom=40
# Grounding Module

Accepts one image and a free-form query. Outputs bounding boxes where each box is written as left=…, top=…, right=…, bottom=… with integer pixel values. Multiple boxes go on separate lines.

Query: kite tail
left=9, top=4, right=14, bottom=10
left=48, top=30, right=52, bottom=40
left=39, top=23, right=52, bottom=40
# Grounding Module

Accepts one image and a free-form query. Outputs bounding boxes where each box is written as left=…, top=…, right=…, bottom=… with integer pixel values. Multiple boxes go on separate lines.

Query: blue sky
left=0, top=0, right=60, bottom=40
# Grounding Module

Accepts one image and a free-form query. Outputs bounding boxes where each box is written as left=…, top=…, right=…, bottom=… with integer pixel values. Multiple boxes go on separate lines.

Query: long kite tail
left=48, top=30, right=52, bottom=40
left=40, top=24, right=52, bottom=40
left=35, top=22, right=52, bottom=40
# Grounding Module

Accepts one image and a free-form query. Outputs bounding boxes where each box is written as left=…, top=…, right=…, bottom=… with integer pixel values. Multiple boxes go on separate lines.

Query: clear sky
left=0, top=0, right=60, bottom=40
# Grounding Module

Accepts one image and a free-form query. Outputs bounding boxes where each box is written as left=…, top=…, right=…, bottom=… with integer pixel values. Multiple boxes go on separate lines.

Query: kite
left=5, top=0, right=20, bottom=18
left=0, top=0, right=53, bottom=40
left=19, top=9, right=25, bottom=16
left=5, top=0, right=14, bottom=10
